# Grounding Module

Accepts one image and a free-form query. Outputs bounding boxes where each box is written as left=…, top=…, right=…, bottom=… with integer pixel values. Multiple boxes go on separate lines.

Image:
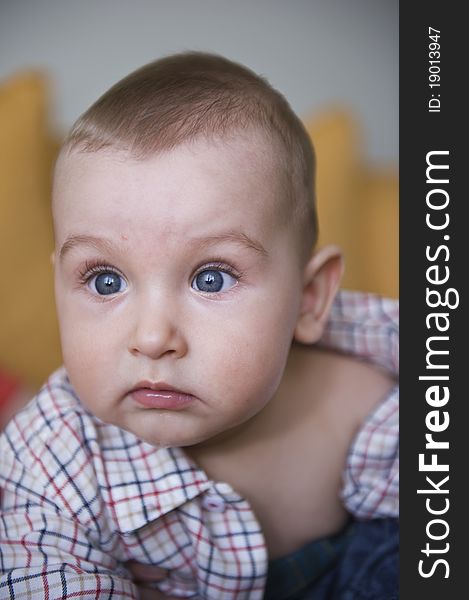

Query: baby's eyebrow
left=194, top=231, right=268, bottom=258
left=59, top=235, right=117, bottom=260
left=59, top=231, right=268, bottom=260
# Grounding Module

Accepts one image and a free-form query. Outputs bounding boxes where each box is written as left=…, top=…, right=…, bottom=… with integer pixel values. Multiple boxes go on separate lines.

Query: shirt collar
left=95, top=425, right=212, bottom=534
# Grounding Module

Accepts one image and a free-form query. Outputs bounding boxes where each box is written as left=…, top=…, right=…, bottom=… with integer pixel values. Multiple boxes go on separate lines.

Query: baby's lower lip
left=131, top=388, right=195, bottom=410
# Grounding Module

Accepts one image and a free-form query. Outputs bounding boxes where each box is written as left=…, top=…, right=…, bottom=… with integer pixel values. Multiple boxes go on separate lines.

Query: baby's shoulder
left=285, top=289, right=399, bottom=418
left=287, top=344, right=396, bottom=432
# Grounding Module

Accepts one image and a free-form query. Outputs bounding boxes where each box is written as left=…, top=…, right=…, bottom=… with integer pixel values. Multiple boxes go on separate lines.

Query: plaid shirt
left=0, top=290, right=399, bottom=599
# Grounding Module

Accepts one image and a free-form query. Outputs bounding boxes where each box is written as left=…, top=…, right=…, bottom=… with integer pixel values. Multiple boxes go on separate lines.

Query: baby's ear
left=294, top=245, right=344, bottom=344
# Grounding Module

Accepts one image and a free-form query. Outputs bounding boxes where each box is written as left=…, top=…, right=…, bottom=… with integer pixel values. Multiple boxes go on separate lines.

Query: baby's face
left=53, top=134, right=305, bottom=448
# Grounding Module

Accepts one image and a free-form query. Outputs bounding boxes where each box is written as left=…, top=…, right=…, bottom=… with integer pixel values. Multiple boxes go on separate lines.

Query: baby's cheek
left=61, top=328, right=99, bottom=372
left=216, top=330, right=289, bottom=399
left=60, top=327, right=112, bottom=402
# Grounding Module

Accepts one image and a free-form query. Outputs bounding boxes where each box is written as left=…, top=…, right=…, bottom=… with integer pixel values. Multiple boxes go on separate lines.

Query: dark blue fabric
left=264, top=518, right=399, bottom=600
left=264, top=522, right=355, bottom=600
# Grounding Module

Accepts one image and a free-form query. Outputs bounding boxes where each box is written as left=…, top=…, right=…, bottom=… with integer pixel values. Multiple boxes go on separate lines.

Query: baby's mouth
left=129, top=381, right=196, bottom=410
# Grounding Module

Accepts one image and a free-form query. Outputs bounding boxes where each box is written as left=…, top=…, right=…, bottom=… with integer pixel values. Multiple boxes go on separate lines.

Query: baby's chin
left=112, top=418, right=222, bottom=450
left=92, top=396, right=267, bottom=451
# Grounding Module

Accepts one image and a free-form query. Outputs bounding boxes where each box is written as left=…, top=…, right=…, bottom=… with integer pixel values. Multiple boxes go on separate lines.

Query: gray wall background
left=0, top=0, right=398, bottom=167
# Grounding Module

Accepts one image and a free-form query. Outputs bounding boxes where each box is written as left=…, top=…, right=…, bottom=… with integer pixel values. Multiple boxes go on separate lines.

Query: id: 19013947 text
left=428, top=27, right=441, bottom=113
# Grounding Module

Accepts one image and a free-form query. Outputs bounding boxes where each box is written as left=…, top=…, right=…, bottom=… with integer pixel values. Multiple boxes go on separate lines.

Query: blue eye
left=192, top=269, right=237, bottom=293
left=90, top=271, right=127, bottom=296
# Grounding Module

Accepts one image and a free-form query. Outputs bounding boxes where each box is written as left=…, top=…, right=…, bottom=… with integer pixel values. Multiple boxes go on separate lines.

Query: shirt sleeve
left=0, top=395, right=138, bottom=599
left=341, top=386, right=399, bottom=519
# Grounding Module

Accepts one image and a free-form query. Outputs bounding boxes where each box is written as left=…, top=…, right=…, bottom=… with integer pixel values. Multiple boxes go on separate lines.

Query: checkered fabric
left=0, top=290, right=399, bottom=599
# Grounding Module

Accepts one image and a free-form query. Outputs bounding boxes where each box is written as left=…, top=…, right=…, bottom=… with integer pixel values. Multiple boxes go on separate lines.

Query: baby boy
left=0, top=52, right=398, bottom=599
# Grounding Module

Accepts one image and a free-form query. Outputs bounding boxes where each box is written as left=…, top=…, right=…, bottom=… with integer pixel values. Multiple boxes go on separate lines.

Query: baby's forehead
left=54, top=130, right=286, bottom=201
left=52, top=133, right=289, bottom=232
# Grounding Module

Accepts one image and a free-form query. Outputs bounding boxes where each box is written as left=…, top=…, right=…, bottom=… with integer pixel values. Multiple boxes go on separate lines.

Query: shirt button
left=202, top=494, right=226, bottom=513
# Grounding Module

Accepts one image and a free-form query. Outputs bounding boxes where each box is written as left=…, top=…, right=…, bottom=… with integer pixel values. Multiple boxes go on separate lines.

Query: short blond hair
left=65, top=51, right=317, bottom=255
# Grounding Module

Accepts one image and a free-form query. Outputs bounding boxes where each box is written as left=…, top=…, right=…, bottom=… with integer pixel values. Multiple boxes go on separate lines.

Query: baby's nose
left=128, top=296, right=187, bottom=360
